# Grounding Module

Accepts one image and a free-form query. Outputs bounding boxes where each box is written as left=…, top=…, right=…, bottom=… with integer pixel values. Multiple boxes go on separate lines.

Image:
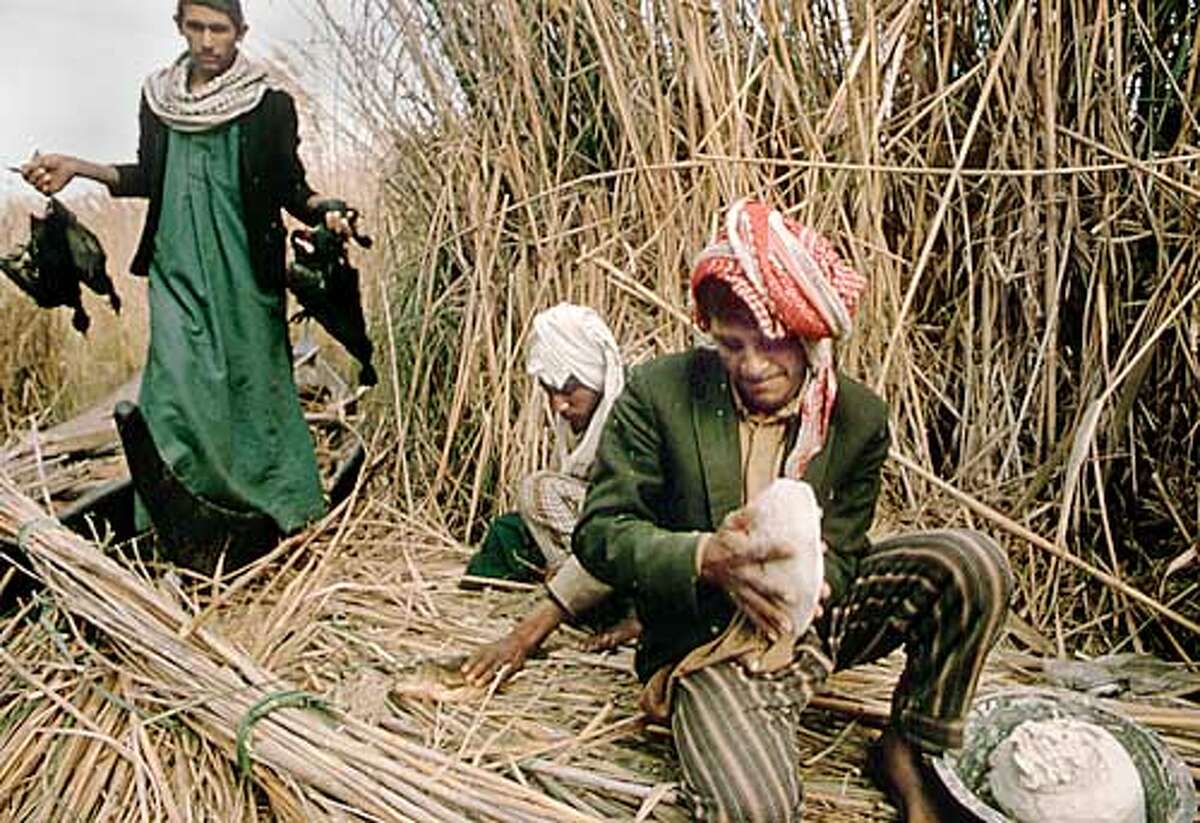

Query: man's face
left=178, top=4, right=244, bottom=84
left=709, top=313, right=807, bottom=414
left=542, top=377, right=603, bottom=435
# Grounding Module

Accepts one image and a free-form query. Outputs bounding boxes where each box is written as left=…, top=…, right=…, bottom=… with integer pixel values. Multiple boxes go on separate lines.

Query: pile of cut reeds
left=2, top=470, right=1196, bottom=821
left=0, top=474, right=602, bottom=822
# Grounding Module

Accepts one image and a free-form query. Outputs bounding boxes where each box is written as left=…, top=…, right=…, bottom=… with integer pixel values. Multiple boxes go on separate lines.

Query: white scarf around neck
left=144, top=51, right=272, bottom=133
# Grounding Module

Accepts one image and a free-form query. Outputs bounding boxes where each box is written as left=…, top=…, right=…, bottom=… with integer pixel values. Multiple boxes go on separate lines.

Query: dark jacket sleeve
left=108, top=96, right=155, bottom=198
left=574, top=367, right=707, bottom=621
left=274, top=92, right=319, bottom=225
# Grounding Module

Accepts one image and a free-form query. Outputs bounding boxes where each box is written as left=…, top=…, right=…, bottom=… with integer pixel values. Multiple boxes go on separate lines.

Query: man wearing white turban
left=519, top=303, right=625, bottom=564
left=462, top=303, right=639, bottom=685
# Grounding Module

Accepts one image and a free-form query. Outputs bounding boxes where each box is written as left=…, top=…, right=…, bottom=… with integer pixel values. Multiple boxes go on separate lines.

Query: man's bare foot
left=868, top=728, right=956, bottom=823
left=581, top=615, right=642, bottom=652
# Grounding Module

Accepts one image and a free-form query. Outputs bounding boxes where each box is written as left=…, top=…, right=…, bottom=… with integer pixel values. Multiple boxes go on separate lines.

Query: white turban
left=526, top=303, right=624, bottom=478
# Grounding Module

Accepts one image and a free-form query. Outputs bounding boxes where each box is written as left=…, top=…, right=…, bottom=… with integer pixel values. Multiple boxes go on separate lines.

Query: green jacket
left=574, top=347, right=890, bottom=681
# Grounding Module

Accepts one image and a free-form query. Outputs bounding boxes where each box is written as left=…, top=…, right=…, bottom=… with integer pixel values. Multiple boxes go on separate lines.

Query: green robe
left=136, top=123, right=325, bottom=533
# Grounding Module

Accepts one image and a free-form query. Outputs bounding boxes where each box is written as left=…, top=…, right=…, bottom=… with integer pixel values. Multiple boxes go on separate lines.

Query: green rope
left=16, top=517, right=58, bottom=550
left=236, top=690, right=334, bottom=777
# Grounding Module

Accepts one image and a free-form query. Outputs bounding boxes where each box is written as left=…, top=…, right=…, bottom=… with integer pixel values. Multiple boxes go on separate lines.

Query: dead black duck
left=286, top=211, right=377, bottom=387
left=0, top=198, right=121, bottom=333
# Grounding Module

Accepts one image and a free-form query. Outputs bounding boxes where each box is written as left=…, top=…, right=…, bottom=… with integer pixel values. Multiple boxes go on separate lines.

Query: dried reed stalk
left=4, top=488, right=1196, bottom=821
left=301, top=0, right=1200, bottom=660
left=0, top=473, right=597, bottom=822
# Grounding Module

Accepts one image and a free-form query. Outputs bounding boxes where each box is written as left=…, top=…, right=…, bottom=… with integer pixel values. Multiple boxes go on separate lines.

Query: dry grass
left=304, top=0, right=1200, bottom=660
left=2, top=0, right=1200, bottom=818
left=1, top=479, right=1196, bottom=820
left=1, top=3, right=1195, bottom=658
left=0, top=474, right=613, bottom=822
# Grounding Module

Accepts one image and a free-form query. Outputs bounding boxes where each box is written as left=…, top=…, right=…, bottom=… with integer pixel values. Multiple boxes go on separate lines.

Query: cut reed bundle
left=0, top=473, right=598, bottom=822
left=2, top=479, right=1195, bottom=820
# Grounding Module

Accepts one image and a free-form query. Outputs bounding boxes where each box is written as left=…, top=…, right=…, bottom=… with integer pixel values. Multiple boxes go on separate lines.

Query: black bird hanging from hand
left=286, top=210, right=377, bottom=387
left=0, top=197, right=121, bottom=334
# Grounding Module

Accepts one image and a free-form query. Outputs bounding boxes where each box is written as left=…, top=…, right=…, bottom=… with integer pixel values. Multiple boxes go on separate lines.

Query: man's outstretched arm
left=21, top=152, right=119, bottom=195
left=460, top=598, right=568, bottom=687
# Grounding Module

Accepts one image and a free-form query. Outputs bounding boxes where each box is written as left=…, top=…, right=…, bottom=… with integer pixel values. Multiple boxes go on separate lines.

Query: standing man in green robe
left=21, top=0, right=355, bottom=541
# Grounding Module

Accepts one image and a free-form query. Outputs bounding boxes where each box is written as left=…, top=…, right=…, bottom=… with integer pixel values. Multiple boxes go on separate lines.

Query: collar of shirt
left=732, top=383, right=804, bottom=504
left=729, top=377, right=806, bottom=425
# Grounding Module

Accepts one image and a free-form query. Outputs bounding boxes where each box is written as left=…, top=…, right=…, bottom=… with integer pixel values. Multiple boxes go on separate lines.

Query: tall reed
left=314, top=0, right=1200, bottom=657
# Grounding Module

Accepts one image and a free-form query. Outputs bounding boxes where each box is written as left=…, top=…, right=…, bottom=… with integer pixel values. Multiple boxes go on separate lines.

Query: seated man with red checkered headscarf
left=574, top=199, right=1013, bottom=821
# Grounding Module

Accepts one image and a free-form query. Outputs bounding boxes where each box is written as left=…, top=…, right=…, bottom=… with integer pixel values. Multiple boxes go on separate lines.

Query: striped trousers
left=671, top=529, right=1013, bottom=822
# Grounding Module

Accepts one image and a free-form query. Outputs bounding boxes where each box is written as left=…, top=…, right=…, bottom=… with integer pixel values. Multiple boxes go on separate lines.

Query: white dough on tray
left=987, top=717, right=1145, bottom=823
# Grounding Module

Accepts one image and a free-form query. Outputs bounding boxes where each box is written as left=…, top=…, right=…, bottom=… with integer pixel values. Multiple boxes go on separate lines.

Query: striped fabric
left=672, top=529, right=1013, bottom=821
left=690, top=199, right=866, bottom=343
left=516, top=470, right=587, bottom=572
left=516, top=469, right=613, bottom=618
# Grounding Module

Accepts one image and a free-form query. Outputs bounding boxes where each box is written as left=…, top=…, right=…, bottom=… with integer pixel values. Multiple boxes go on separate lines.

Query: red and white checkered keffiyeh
left=690, top=198, right=867, bottom=478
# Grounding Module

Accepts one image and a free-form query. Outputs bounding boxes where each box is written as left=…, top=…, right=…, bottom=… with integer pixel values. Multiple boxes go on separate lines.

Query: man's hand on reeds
left=461, top=598, right=568, bottom=688
left=461, top=635, right=525, bottom=688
